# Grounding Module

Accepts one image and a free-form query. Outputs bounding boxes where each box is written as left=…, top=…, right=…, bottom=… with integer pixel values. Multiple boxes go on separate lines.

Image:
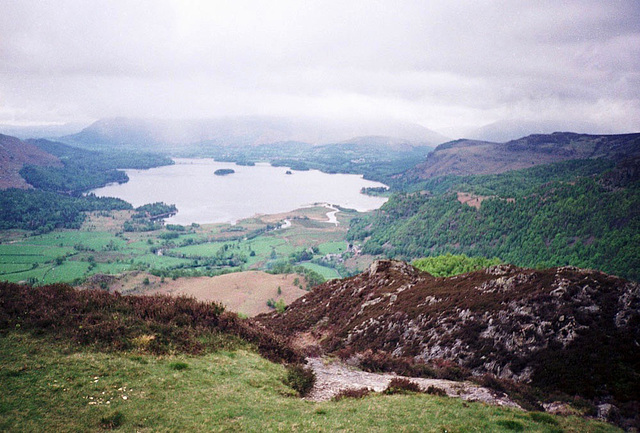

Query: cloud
left=0, top=0, right=638, bottom=135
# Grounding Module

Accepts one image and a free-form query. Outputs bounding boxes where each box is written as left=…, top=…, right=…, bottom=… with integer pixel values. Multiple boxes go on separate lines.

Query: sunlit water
left=91, top=158, right=388, bottom=225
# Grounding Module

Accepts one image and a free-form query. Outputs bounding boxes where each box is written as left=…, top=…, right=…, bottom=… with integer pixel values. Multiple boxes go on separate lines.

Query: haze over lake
left=91, top=158, right=388, bottom=224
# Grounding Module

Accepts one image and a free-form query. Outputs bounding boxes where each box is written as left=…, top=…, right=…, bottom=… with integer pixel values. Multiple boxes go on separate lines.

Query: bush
left=425, top=386, right=447, bottom=396
left=284, top=364, right=316, bottom=397
left=384, top=378, right=422, bottom=395
left=356, top=349, right=437, bottom=378
left=475, top=374, right=543, bottom=412
left=333, top=388, right=372, bottom=401
left=0, top=281, right=303, bottom=364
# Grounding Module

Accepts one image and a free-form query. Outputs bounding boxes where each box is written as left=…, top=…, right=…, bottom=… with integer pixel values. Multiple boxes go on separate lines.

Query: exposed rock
left=305, top=356, right=520, bottom=408
left=257, top=260, right=640, bottom=404
left=597, top=403, right=620, bottom=423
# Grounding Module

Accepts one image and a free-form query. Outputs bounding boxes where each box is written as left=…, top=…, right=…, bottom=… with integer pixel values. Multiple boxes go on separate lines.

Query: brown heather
left=258, top=260, right=640, bottom=404
left=0, top=281, right=303, bottom=364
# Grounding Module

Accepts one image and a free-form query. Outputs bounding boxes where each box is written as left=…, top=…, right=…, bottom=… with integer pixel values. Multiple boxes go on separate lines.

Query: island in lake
left=214, top=168, right=235, bottom=176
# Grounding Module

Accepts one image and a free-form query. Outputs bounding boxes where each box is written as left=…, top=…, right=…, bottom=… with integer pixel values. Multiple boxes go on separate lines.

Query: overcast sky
left=0, top=0, right=638, bottom=136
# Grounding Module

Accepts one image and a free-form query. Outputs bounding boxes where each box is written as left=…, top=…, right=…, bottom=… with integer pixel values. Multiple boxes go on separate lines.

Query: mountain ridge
left=62, top=116, right=449, bottom=151
left=403, top=131, right=640, bottom=181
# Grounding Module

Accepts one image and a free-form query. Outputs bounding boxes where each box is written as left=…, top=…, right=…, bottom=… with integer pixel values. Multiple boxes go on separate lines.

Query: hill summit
left=403, top=132, right=640, bottom=180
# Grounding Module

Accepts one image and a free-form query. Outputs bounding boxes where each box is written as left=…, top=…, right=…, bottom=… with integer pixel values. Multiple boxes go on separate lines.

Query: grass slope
left=0, top=332, right=620, bottom=433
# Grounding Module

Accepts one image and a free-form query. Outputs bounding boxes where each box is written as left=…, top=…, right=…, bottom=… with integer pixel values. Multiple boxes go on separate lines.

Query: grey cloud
left=0, top=0, right=638, bottom=135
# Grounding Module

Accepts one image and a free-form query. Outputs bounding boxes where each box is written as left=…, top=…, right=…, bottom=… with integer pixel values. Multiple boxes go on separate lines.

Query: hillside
left=62, top=116, right=448, bottom=151
left=355, top=158, right=640, bottom=282
left=258, top=260, right=640, bottom=411
left=0, top=133, right=60, bottom=189
left=1, top=281, right=621, bottom=432
left=403, top=132, right=640, bottom=181
left=17, top=138, right=173, bottom=194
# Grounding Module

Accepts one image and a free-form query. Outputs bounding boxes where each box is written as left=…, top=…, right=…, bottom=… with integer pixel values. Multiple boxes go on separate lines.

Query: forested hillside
left=21, top=139, right=172, bottom=194
left=0, top=189, right=131, bottom=233
left=349, top=158, right=640, bottom=281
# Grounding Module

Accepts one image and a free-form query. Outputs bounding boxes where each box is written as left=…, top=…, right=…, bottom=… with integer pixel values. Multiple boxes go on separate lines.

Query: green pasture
left=300, top=262, right=342, bottom=280
left=318, top=241, right=347, bottom=255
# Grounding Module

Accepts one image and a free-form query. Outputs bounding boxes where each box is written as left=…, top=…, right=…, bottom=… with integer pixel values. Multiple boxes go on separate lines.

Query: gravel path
left=305, top=357, right=521, bottom=409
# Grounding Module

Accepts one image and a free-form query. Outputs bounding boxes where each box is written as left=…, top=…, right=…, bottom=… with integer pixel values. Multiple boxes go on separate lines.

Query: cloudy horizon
left=1, top=0, right=639, bottom=138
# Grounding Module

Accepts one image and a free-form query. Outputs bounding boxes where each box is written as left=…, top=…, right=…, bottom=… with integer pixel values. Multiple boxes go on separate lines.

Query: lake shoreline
left=91, top=158, right=388, bottom=225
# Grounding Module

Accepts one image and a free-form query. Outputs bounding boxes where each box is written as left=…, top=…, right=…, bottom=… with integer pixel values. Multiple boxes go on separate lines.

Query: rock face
left=0, top=133, right=61, bottom=189
left=258, top=260, right=640, bottom=402
left=403, top=132, right=640, bottom=180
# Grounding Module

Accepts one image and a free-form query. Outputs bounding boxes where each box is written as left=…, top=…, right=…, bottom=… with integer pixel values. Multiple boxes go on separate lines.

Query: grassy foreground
left=0, top=333, right=620, bottom=433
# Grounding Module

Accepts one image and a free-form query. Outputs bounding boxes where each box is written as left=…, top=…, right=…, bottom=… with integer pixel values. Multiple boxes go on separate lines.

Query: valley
left=2, top=4, right=639, bottom=431
left=0, top=204, right=368, bottom=316
left=1, top=128, right=639, bottom=431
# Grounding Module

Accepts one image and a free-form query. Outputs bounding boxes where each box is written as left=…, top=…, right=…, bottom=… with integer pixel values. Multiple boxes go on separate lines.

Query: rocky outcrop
left=258, top=260, right=640, bottom=403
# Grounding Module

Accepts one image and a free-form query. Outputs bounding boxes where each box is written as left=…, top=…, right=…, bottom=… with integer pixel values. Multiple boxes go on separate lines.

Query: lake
left=91, top=158, right=388, bottom=224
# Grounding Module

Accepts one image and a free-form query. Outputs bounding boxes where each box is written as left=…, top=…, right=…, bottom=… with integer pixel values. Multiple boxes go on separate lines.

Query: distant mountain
left=258, top=260, right=640, bottom=404
left=467, top=119, right=616, bottom=143
left=0, top=123, right=87, bottom=140
left=404, top=132, right=640, bottom=180
left=62, top=117, right=448, bottom=151
left=338, top=135, right=431, bottom=150
left=0, top=134, right=60, bottom=189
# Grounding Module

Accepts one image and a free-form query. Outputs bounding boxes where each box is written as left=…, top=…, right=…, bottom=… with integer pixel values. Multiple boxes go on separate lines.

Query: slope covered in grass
left=0, top=333, right=620, bottom=432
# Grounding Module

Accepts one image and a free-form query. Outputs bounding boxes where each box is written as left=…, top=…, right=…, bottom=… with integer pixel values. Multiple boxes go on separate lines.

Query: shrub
left=475, top=374, right=543, bottom=412
left=333, top=388, right=372, bottom=401
left=99, top=410, right=124, bottom=429
left=284, top=364, right=316, bottom=397
left=274, top=299, right=287, bottom=313
left=425, top=386, right=447, bottom=396
left=356, top=349, right=437, bottom=378
left=0, top=281, right=303, bottom=364
left=384, top=378, right=422, bottom=395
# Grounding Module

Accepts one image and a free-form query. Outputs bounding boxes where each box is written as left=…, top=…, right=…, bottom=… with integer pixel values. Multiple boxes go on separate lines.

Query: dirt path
left=305, top=357, right=521, bottom=409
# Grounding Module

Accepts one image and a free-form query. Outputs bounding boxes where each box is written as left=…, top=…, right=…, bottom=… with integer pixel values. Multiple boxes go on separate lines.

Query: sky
left=0, top=0, right=639, bottom=137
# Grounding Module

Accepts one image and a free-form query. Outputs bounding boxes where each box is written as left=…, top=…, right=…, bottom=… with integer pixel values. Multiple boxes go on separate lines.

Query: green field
left=317, top=241, right=347, bottom=255
left=0, top=332, right=619, bottom=433
left=300, top=262, right=342, bottom=280
left=0, top=208, right=366, bottom=286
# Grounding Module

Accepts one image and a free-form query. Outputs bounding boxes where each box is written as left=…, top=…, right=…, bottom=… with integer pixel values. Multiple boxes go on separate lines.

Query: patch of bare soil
left=456, top=192, right=488, bottom=209
left=147, top=271, right=307, bottom=317
left=305, top=357, right=521, bottom=408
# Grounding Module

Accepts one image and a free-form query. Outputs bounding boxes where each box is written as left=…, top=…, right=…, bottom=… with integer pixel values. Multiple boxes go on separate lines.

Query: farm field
left=0, top=205, right=370, bottom=287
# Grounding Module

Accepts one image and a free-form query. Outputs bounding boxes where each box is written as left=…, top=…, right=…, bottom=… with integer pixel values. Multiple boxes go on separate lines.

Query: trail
left=304, top=357, right=521, bottom=409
